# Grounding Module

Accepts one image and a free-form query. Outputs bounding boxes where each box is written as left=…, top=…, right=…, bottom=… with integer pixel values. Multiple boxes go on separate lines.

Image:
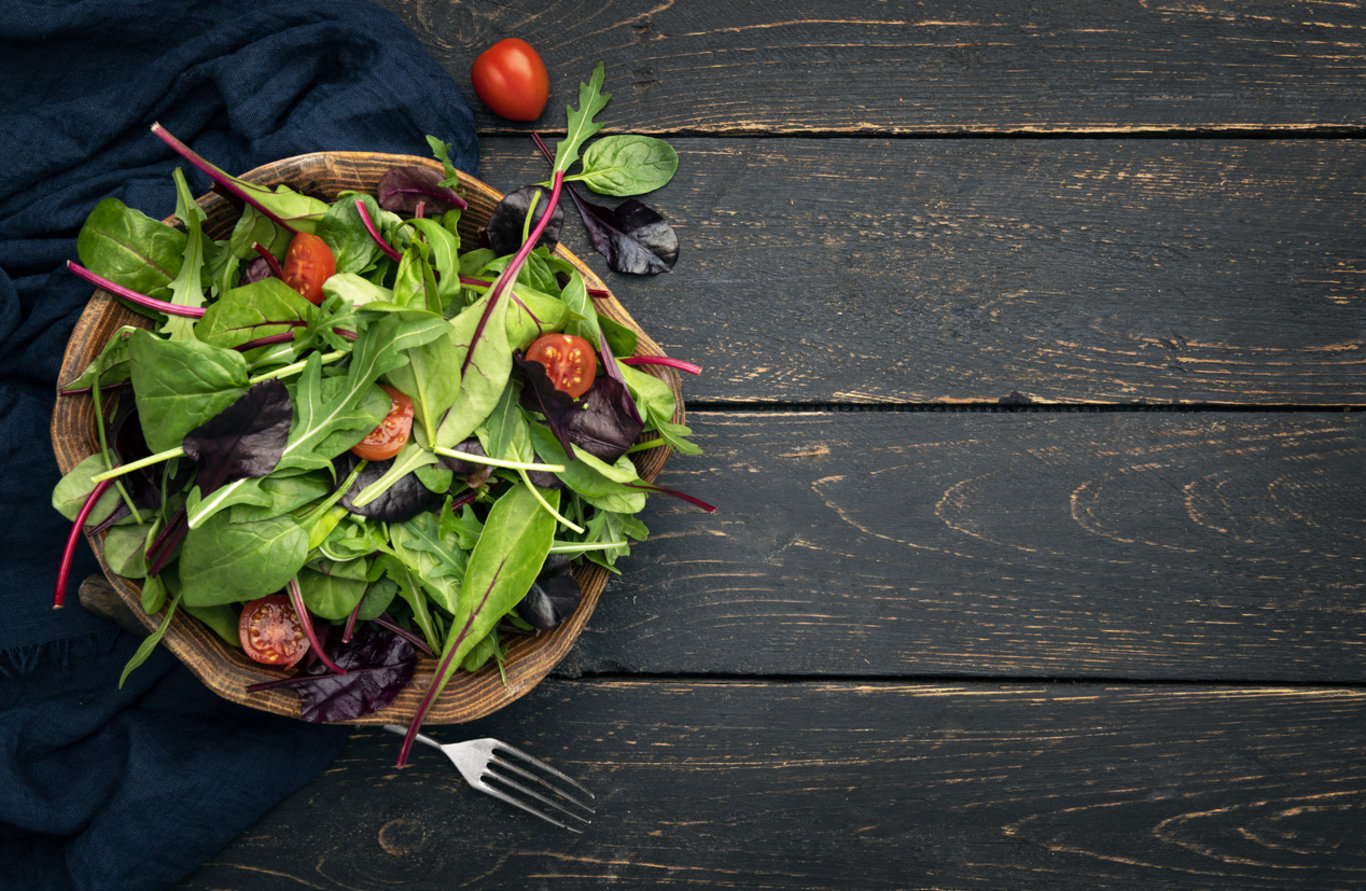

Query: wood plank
left=562, top=411, right=1366, bottom=682
left=475, top=137, right=1366, bottom=406
left=375, top=0, right=1366, bottom=134
left=176, top=680, right=1366, bottom=890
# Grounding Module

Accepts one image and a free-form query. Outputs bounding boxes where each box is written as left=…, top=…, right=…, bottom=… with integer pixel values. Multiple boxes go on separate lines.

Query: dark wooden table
left=176, top=2, right=1366, bottom=887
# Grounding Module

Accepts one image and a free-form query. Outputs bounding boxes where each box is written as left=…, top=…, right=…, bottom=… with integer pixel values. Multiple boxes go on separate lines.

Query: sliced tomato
left=351, top=385, right=414, bottom=461
left=281, top=231, right=336, bottom=305
left=238, top=594, right=310, bottom=668
left=526, top=333, right=597, bottom=398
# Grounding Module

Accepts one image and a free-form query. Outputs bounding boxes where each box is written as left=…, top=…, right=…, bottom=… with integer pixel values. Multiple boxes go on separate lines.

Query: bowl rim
left=50, top=150, right=682, bottom=724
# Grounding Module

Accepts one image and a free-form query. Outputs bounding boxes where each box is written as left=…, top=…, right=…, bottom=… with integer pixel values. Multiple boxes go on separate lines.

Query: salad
left=50, top=64, right=708, bottom=765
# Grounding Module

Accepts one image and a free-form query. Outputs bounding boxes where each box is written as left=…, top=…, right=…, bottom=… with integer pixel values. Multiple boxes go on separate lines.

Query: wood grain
left=373, top=0, right=1366, bottom=134
left=565, top=410, right=1366, bottom=682
left=176, top=679, right=1366, bottom=890
left=477, top=136, right=1366, bottom=406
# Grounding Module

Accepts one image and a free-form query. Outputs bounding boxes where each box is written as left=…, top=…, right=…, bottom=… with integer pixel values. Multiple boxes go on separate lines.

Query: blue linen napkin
left=0, top=1, right=478, bottom=887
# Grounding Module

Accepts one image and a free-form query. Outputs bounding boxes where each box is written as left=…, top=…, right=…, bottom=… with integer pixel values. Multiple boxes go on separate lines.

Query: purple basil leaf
left=513, top=350, right=578, bottom=459
left=515, top=555, right=581, bottom=631
left=337, top=452, right=444, bottom=522
left=291, top=629, right=417, bottom=722
left=182, top=379, right=292, bottom=494
left=238, top=256, right=274, bottom=286
left=564, top=374, right=644, bottom=463
left=481, top=186, right=564, bottom=256
left=566, top=186, right=678, bottom=275
left=377, top=165, right=467, bottom=216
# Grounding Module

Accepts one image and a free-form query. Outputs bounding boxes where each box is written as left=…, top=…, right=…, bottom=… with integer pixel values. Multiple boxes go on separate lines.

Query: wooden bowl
left=50, top=152, right=681, bottom=724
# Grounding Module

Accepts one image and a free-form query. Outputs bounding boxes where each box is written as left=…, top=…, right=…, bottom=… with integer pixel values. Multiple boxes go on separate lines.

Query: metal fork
left=382, top=725, right=596, bottom=832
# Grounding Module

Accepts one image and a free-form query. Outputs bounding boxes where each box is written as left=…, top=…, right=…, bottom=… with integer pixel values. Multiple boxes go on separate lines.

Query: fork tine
left=489, top=741, right=597, bottom=801
left=487, top=755, right=596, bottom=814
left=479, top=770, right=594, bottom=829
left=475, top=778, right=589, bottom=833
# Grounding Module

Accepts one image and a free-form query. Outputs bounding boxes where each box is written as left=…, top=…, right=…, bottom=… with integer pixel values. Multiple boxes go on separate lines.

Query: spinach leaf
left=195, top=277, right=319, bottom=352
left=297, top=566, right=368, bottom=620
left=75, top=196, right=185, bottom=300
left=178, top=511, right=309, bottom=607
left=127, top=329, right=249, bottom=452
left=320, top=192, right=386, bottom=275
left=572, top=135, right=678, bottom=196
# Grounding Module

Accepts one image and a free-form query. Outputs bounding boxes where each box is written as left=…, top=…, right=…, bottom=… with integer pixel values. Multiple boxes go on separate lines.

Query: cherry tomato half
left=351, top=385, right=415, bottom=461
left=526, top=333, right=597, bottom=398
left=470, top=38, right=550, bottom=121
left=238, top=594, right=310, bottom=668
left=281, top=231, right=336, bottom=305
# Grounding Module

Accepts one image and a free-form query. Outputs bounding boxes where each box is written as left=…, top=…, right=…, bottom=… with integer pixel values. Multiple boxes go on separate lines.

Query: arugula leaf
left=161, top=168, right=208, bottom=341
left=553, top=62, right=610, bottom=174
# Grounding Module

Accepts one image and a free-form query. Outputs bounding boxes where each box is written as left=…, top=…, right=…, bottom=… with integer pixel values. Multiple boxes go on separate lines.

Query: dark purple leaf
left=377, top=165, right=467, bottom=215
left=337, top=452, right=444, bottom=522
left=252, top=629, right=417, bottom=723
left=182, top=379, right=292, bottom=494
left=515, top=555, right=581, bottom=631
left=481, top=186, right=564, bottom=256
left=564, top=374, right=644, bottom=463
left=566, top=187, right=678, bottom=275
left=238, top=255, right=274, bottom=286
left=513, top=350, right=577, bottom=459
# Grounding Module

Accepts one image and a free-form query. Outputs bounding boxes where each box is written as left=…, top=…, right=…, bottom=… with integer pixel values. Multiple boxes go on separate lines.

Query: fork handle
left=381, top=724, right=442, bottom=751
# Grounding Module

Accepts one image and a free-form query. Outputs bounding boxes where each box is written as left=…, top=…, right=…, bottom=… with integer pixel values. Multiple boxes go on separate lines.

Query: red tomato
left=238, top=594, right=310, bottom=668
left=526, top=333, right=596, bottom=398
left=470, top=38, right=550, bottom=121
left=351, top=385, right=415, bottom=461
left=281, top=231, right=336, bottom=305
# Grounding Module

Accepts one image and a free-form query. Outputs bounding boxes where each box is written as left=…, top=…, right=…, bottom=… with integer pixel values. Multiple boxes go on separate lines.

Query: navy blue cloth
left=0, top=1, right=478, bottom=888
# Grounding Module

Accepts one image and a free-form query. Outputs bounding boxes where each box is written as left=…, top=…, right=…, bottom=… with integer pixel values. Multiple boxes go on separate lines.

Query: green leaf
left=443, top=483, right=556, bottom=670
left=178, top=512, right=309, bottom=607
left=553, top=62, right=610, bottom=175
left=76, top=197, right=185, bottom=300
left=161, top=168, right=209, bottom=341
left=127, top=329, right=249, bottom=452
left=52, top=453, right=124, bottom=523
left=119, top=590, right=182, bottom=688
left=437, top=290, right=512, bottom=447
left=195, top=277, right=319, bottom=351
left=296, top=566, right=368, bottom=620
left=573, top=135, right=678, bottom=196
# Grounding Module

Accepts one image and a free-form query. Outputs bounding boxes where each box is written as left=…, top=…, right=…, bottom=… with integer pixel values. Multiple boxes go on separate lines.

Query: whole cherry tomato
left=238, top=594, right=310, bottom=668
left=351, top=385, right=415, bottom=461
left=525, top=333, right=597, bottom=398
left=470, top=38, right=550, bottom=121
left=281, top=231, right=336, bottom=305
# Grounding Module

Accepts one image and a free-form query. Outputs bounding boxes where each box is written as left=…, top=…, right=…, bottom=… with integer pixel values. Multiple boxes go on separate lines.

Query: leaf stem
left=150, top=123, right=299, bottom=234
left=355, top=198, right=404, bottom=263
left=67, top=261, right=206, bottom=318
left=431, top=446, right=564, bottom=473
left=288, top=577, right=346, bottom=675
left=53, top=478, right=113, bottom=607
left=90, top=444, right=185, bottom=483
